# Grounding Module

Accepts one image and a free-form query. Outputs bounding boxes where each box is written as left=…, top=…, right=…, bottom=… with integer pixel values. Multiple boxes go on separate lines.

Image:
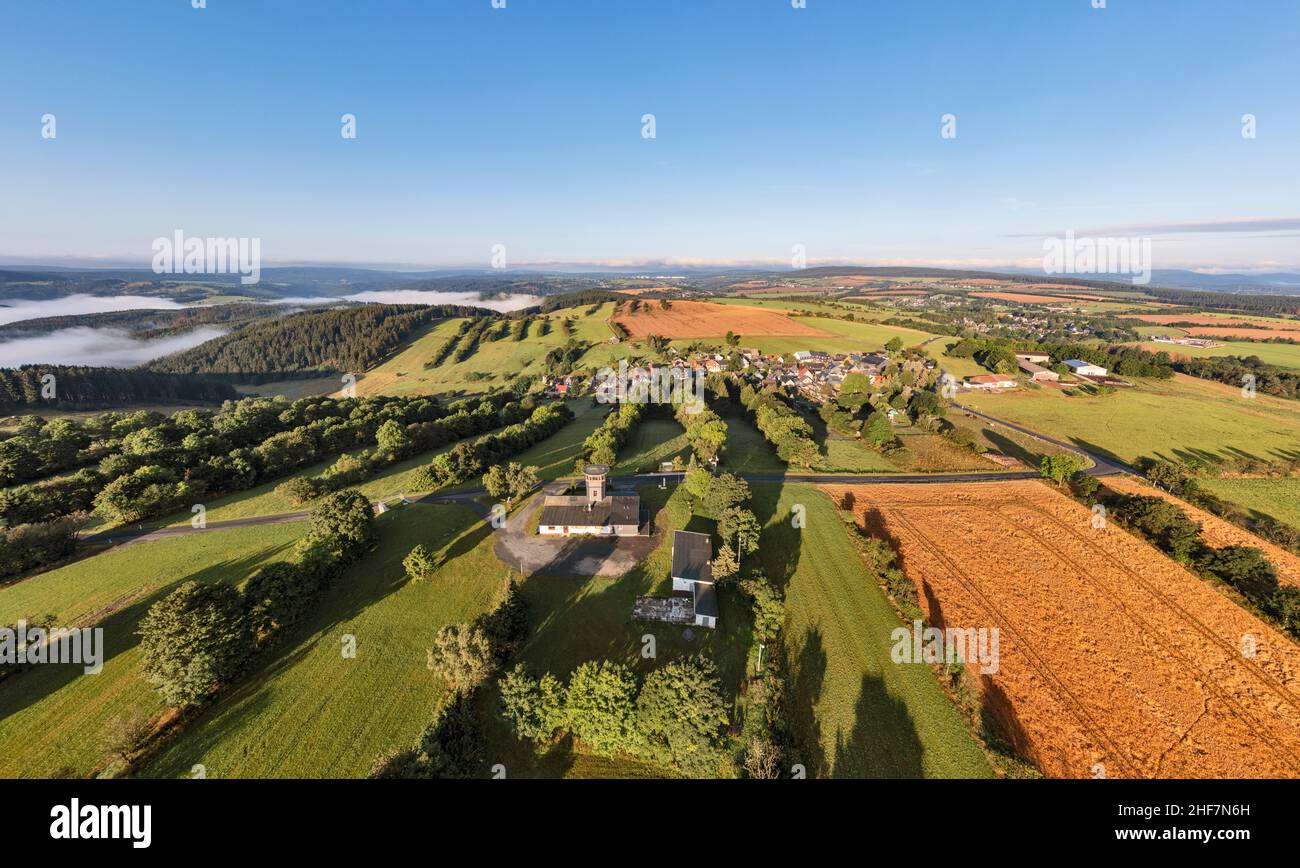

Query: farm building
left=1017, top=359, right=1060, bottom=382
left=632, top=530, right=719, bottom=629
left=1015, top=352, right=1052, bottom=365
left=672, top=530, right=718, bottom=629
left=1064, top=359, right=1108, bottom=377
left=537, top=464, right=641, bottom=537
left=964, top=374, right=1018, bottom=391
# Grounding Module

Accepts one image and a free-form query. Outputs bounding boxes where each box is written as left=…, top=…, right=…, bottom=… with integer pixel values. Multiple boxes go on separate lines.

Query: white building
left=537, top=464, right=641, bottom=537
left=670, top=530, right=718, bottom=629
left=1063, top=359, right=1108, bottom=377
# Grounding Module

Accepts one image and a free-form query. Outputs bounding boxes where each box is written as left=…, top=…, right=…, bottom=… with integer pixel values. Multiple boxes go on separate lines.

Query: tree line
left=0, top=392, right=539, bottom=580
left=1176, top=355, right=1299, bottom=401
left=737, top=383, right=817, bottom=467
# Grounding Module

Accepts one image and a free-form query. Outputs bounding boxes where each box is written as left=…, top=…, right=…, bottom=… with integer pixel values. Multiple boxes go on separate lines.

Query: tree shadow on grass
left=983, top=428, right=1045, bottom=468
left=832, top=673, right=926, bottom=778
left=749, top=483, right=802, bottom=593
left=784, top=625, right=827, bottom=778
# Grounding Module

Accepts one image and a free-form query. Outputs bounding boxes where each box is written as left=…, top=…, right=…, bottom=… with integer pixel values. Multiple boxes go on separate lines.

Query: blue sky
left=2, top=0, right=1297, bottom=271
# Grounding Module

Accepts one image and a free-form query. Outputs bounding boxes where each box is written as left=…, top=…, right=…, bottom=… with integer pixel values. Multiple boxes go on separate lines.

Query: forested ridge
left=0, top=366, right=238, bottom=411
left=0, top=302, right=286, bottom=339
left=148, top=304, right=482, bottom=380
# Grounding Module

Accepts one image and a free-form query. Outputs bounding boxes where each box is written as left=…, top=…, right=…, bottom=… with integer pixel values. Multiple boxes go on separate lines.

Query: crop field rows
left=825, top=481, right=1300, bottom=779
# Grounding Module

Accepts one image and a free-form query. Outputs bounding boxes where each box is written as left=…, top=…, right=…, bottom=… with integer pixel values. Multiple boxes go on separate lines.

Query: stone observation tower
left=584, top=463, right=609, bottom=504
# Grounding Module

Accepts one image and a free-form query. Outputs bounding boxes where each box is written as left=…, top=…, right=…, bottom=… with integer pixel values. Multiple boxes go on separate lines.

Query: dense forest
left=0, top=302, right=293, bottom=340
left=0, top=365, right=237, bottom=411
left=1144, top=289, right=1300, bottom=316
left=148, top=304, right=479, bottom=381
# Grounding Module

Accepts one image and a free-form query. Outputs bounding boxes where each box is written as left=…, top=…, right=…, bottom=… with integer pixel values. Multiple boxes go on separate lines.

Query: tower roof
left=583, top=463, right=610, bottom=477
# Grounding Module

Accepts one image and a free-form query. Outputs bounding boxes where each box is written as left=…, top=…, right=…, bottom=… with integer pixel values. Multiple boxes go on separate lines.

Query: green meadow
left=0, top=523, right=307, bottom=778
left=1194, top=477, right=1300, bottom=528
left=146, top=503, right=501, bottom=778
left=958, top=373, right=1300, bottom=467
left=750, top=483, right=992, bottom=778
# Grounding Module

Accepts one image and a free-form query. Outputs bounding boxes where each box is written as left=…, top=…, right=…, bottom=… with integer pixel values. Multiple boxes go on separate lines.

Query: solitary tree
left=1039, top=454, right=1087, bottom=486
left=403, top=544, right=437, bottom=581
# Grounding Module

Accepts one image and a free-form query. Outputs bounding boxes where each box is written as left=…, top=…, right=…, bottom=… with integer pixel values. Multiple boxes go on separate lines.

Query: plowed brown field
left=613, top=300, right=827, bottom=338
left=1102, top=475, right=1300, bottom=589
left=822, top=480, right=1300, bottom=779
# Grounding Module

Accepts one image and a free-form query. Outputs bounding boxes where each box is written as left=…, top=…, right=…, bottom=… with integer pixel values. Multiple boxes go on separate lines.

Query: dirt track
left=823, top=480, right=1300, bottom=779
left=613, top=300, right=826, bottom=338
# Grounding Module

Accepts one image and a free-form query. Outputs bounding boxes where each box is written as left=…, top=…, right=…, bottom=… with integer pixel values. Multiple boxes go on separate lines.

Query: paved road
left=80, top=406, right=1122, bottom=549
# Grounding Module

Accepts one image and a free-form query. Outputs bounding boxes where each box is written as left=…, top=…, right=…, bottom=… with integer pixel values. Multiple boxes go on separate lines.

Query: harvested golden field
left=1102, top=475, right=1300, bottom=589
left=822, top=480, right=1300, bottom=779
left=613, top=300, right=827, bottom=338
left=613, top=285, right=675, bottom=295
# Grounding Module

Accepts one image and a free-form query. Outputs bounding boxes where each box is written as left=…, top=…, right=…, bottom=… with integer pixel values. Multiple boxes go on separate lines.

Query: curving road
left=80, top=406, right=1124, bottom=549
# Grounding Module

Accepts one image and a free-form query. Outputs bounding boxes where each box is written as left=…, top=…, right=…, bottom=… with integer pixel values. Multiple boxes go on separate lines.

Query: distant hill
left=146, top=303, right=486, bottom=382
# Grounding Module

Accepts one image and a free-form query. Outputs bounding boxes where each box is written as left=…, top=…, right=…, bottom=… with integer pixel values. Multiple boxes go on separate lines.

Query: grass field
left=718, top=410, right=787, bottom=475
left=957, top=373, right=1300, bottom=466
left=1194, top=477, right=1300, bottom=528
left=355, top=305, right=631, bottom=399
left=1134, top=338, right=1300, bottom=372
left=235, top=375, right=345, bottom=400
left=483, top=399, right=608, bottom=484
left=750, top=483, right=992, bottom=778
left=0, top=523, right=307, bottom=778
left=704, top=316, right=940, bottom=359
left=613, top=417, right=689, bottom=475
left=479, top=483, right=754, bottom=778
left=146, top=503, right=502, bottom=778
left=818, top=438, right=900, bottom=473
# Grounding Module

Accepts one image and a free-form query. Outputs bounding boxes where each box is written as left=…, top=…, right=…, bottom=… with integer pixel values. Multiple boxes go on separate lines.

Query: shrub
left=498, top=663, right=568, bottom=743
left=403, top=544, right=437, bottom=581
left=427, top=624, right=494, bottom=691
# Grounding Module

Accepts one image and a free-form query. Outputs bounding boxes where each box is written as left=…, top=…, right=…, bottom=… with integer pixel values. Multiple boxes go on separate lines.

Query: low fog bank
left=0, top=294, right=186, bottom=325
left=0, top=326, right=226, bottom=368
